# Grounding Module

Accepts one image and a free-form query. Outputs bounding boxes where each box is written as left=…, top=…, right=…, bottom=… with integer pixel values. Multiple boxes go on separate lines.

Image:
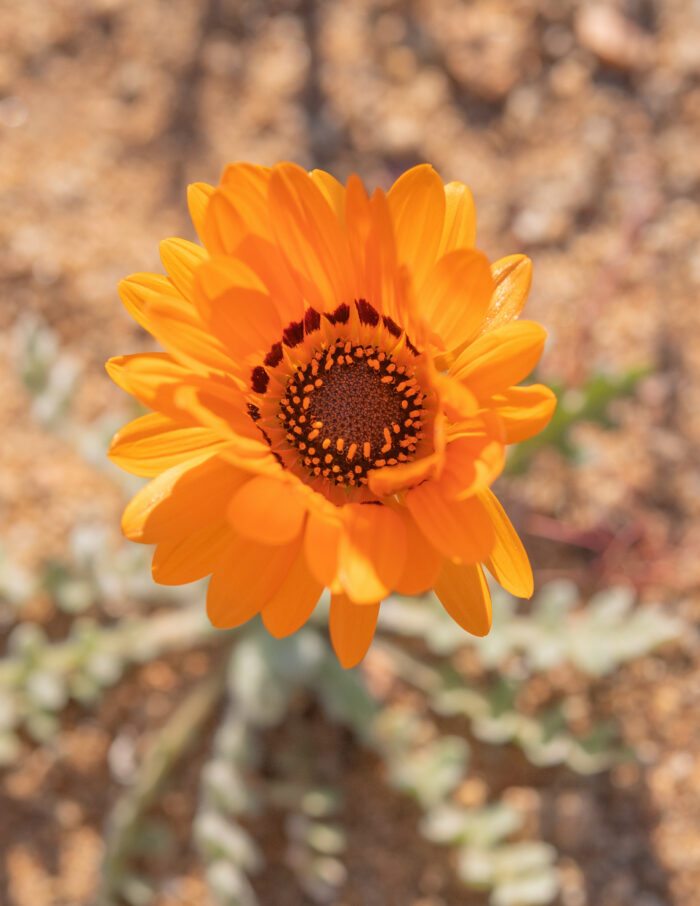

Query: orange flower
left=107, top=163, right=555, bottom=667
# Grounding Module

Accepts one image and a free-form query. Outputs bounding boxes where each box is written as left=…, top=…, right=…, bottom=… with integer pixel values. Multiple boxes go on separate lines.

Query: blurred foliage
left=1, top=315, right=681, bottom=905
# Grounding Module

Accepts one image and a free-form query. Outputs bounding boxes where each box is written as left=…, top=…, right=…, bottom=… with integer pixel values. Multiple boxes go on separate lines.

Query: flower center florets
left=278, top=337, right=425, bottom=487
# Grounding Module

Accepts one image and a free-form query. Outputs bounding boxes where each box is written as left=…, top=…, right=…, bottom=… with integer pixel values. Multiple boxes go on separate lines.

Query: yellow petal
left=490, top=384, right=557, bottom=444
left=310, top=168, right=346, bottom=222
left=480, top=254, right=532, bottom=335
left=201, top=164, right=272, bottom=253
left=194, top=256, right=282, bottom=365
left=337, top=504, right=407, bottom=604
left=106, top=352, right=197, bottom=422
left=329, top=593, right=380, bottom=668
left=451, top=321, right=548, bottom=401
left=118, top=273, right=233, bottom=376
left=187, top=182, right=215, bottom=242
left=227, top=475, right=307, bottom=546
left=420, top=248, right=493, bottom=352
left=406, top=481, right=495, bottom=563
left=435, top=560, right=492, bottom=636
left=436, top=433, right=505, bottom=500
left=387, top=164, right=445, bottom=292
left=159, top=237, right=208, bottom=298
left=478, top=488, right=533, bottom=598
left=269, top=162, right=353, bottom=313
left=121, top=453, right=247, bottom=543
left=108, top=412, right=226, bottom=477
left=438, top=181, right=477, bottom=254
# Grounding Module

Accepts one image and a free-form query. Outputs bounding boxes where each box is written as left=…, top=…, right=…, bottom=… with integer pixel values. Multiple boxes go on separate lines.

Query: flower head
left=107, top=163, right=556, bottom=667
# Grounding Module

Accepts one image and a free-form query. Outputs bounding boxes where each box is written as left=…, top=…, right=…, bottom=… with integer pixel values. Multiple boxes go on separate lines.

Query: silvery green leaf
left=0, top=691, right=18, bottom=731
left=25, top=670, right=68, bottom=711
left=533, top=580, right=578, bottom=622
left=85, top=651, right=124, bottom=686
left=306, top=855, right=347, bottom=893
left=457, top=846, right=497, bottom=886
left=316, top=657, right=378, bottom=739
left=493, top=841, right=557, bottom=878
left=389, top=736, right=468, bottom=807
left=261, top=628, right=325, bottom=683
left=301, top=788, right=342, bottom=819
left=228, top=635, right=289, bottom=727
left=492, top=872, right=559, bottom=906
left=0, top=731, right=21, bottom=765
left=421, top=803, right=521, bottom=846
left=206, top=859, right=258, bottom=906
left=7, top=621, right=47, bottom=658
left=25, top=710, right=60, bottom=743
left=55, top=578, right=95, bottom=613
left=214, top=716, right=259, bottom=768
left=68, top=673, right=102, bottom=705
left=305, top=822, right=346, bottom=856
left=201, top=759, right=256, bottom=815
left=472, top=712, right=521, bottom=745
left=195, top=811, right=262, bottom=873
left=119, top=874, right=154, bottom=906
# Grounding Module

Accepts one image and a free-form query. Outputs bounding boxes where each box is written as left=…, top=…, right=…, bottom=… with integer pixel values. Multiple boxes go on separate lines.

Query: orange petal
left=269, top=162, right=353, bottom=313
left=387, top=164, right=445, bottom=292
left=187, top=182, right=215, bottom=243
left=490, top=384, right=557, bottom=444
left=118, top=272, right=171, bottom=332
left=368, top=453, right=440, bottom=497
left=438, top=181, right=477, bottom=254
left=108, top=412, right=227, bottom=477
left=200, top=164, right=272, bottom=253
left=122, top=453, right=248, bottom=543
left=329, top=593, right=380, bottom=668
left=310, top=168, right=346, bottom=222
left=106, top=352, right=199, bottom=422
left=337, top=504, right=407, bottom=604
left=436, top=433, right=505, bottom=500
left=450, top=321, right=548, bottom=400
left=118, top=273, right=233, bottom=376
left=406, top=481, right=495, bottom=563
left=172, top=383, right=271, bottom=454
left=159, top=237, right=208, bottom=298
left=394, top=508, right=442, bottom=596
left=261, top=548, right=323, bottom=638
left=366, top=188, right=404, bottom=323
left=433, top=373, right=479, bottom=424
left=479, top=254, right=532, bottom=335
left=144, top=299, right=236, bottom=378
left=152, top=520, right=233, bottom=585
left=304, top=508, right=342, bottom=587
left=234, top=234, right=305, bottom=324
left=194, top=256, right=282, bottom=365
left=434, top=560, right=492, bottom=636
left=345, top=174, right=373, bottom=298
left=227, top=475, right=307, bottom=546
left=478, top=488, right=533, bottom=598
left=206, top=534, right=299, bottom=629
left=420, top=249, right=493, bottom=352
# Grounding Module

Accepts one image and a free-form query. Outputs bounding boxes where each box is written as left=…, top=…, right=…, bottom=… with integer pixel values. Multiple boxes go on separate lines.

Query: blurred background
left=1, top=1, right=700, bottom=904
